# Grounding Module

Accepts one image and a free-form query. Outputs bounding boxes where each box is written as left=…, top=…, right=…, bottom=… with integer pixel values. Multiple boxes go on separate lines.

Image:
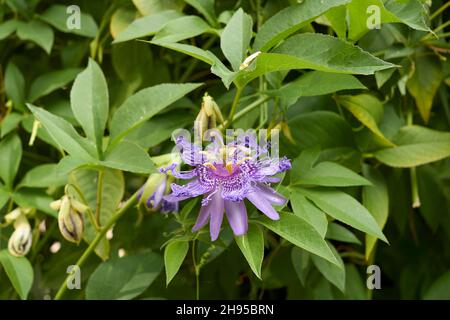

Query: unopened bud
left=8, top=215, right=32, bottom=257
left=239, top=51, right=261, bottom=70
left=4, top=208, right=22, bottom=224
left=58, top=196, right=84, bottom=244
left=195, top=94, right=224, bottom=140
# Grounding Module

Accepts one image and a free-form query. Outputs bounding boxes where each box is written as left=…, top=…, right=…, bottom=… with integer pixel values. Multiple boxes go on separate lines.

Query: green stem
left=30, top=219, right=57, bottom=263
left=430, top=1, right=450, bottom=20
left=224, top=87, right=243, bottom=129
left=95, top=170, right=104, bottom=227
left=220, top=96, right=269, bottom=129
left=53, top=191, right=139, bottom=300
left=192, top=240, right=200, bottom=300
left=179, top=36, right=216, bottom=83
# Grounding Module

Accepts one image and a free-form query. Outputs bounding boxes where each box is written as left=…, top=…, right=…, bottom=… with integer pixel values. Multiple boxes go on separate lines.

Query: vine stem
left=430, top=1, right=450, bottom=20
left=54, top=191, right=139, bottom=300
left=224, top=87, right=243, bottom=129
left=95, top=170, right=105, bottom=226
left=192, top=240, right=200, bottom=300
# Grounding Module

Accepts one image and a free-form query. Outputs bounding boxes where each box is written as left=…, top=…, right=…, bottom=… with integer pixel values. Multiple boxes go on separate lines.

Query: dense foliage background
left=0, top=0, right=449, bottom=300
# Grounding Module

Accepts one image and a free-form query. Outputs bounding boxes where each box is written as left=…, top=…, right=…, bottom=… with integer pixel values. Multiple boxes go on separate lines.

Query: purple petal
left=256, top=184, right=287, bottom=206
left=225, top=200, right=248, bottom=236
left=209, top=192, right=224, bottom=241
left=246, top=191, right=280, bottom=220
left=192, top=203, right=210, bottom=232
left=151, top=178, right=166, bottom=208
left=164, top=180, right=210, bottom=202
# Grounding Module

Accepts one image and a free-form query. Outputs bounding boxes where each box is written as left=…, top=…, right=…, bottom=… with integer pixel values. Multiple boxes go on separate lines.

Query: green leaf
left=40, top=4, right=98, bottom=37
left=0, top=184, right=9, bottom=210
left=27, top=104, right=96, bottom=160
left=153, top=16, right=211, bottom=43
left=0, top=134, right=22, bottom=188
left=338, top=94, right=394, bottom=146
left=298, top=187, right=388, bottom=242
left=69, top=168, right=124, bottom=260
left=235, top=223, right=264, bottom=279
left=271, top=71, right=366, bottom=106
left=253, top=0, right=351, bottom=51
left=289, top=190, right=328, bottom=238
left=0, top=250, right=34, bottom=300
left=384, top=0, right=430, bottom=32
left=362, top=166, right=388, bottom=259
left=288, top=111, right=355, bottom=150
left=132, top=0, right=184, bottom=16
left=347, top=0, right=430, bottom=41
left=324, top=6, right=347, bottom=39
left=71, top=59, right=109, bottom=155
left=292, top=161, right=371, bottom=187
left=112, top=41, right=153, bottom=85
left=257, top=212, right=339, bottom=266
left=220, top=8, right=253, bottom=71
left=109, top=83, right=201, bottom=144
left=113, top=10, right=182, bottom=43
left=103, top=141, right=155, bottom=174
left=184, top=0, right=216, bottom=26
left=12, top=189, right=57, bottom=217
left=29, top=68, right=81, bottom=102
left=18, top=164, right=67, bottom=188
left=5, top=62, right=25, bottom=111
left=326, top=222, right=361, bottom=245
left=423, top=270, right=450, bottom=300
left=16, top=20, right=53, bottom=54
left=407, top=53, right=443, bottom=123
left=126, top=112, right=193, bottom=149
left=0, top=20, right=19, bottom=40
left=86, top=251, right=163, bottom=300
left=1, top=112, right=23, bottom=137
left=291, top=247, right=310, bottom=285
left=311, top=242, right=345, bottom=292
left=236, top=34, right=395, bottom=87
left=164, top=240, right=189, bottom=285
left=374, top=125, right=450, bottom=168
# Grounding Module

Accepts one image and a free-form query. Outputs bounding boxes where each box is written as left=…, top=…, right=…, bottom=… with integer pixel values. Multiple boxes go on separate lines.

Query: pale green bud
left=58, top=196, right=84, bottom=244
left=8, top=215, right=32, bottom=257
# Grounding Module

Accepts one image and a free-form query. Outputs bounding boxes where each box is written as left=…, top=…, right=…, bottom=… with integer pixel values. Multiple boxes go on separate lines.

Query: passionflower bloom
left=138, top=173, right=178, bottom=213
left=163, top=132, right=291, bottom=240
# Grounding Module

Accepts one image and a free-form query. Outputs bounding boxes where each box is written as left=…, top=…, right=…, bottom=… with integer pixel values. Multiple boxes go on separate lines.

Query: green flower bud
left=8, top=215, right=32, bottom=257
left=58, top=196, right=84, bottom=244
left=194, top=94, right=224, bottom=140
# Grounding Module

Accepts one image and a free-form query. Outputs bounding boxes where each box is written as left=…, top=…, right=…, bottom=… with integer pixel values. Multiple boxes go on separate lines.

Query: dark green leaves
left=274, top=33, right=395, bottom=75
left=27, top=104, right=96, bottom=160
left=235, top=223, right=264, bottom=279
left=113, top=10, right=183, bottom=43
left=253, top=0, right=351, bottom=51
left=0, top=250, right=33, bottom=300
left=71, top=59, right=109, bottom=156
left=0, top=134, right=22, bottom=189
left=4, top=62, right=25, bottom=111
left=297, top=188, right=388, bottom=242
left=374, top=126, right=450, bottom=168
left=220, top=8, right=253, bottom=71
left=164, top=240, right=189, bottom=285
left=29, top=68, right=81, bottom=102
left=40, top=4, right=98, bottom=37
left=109, top=83, right=202, bottom=144
left=258, top=213, right=339, bottom=266
left=86, top=251, right=163, bottom=300
left=16, top=20, right=54, bottom=54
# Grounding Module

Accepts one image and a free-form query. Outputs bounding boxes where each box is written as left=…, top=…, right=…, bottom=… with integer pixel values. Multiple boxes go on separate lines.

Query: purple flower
left=138, top=174, right=178, bottom=214
left=163, top=132, right=291, bottom=241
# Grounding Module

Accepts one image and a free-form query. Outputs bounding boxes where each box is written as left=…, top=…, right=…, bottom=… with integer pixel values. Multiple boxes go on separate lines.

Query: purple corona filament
left=163, top=133, right=291, bottom=241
